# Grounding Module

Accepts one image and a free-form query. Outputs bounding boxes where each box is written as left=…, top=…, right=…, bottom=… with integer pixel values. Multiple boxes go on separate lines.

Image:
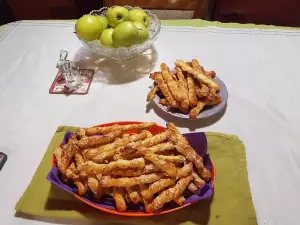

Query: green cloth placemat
left=15, top=126, right=257, bottom=225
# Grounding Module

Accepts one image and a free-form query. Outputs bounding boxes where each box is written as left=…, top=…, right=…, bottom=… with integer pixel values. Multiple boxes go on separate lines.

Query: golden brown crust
left=176, top=162, right=193, bottom=179
left=187, top=76, right=198, bottom=107
left=78, top=158, right=145, bottom=176
left=147, top=85, right=159, bottom=102
left=154, top=73, right=178, bottom=108
left=125, top=186, right=142, bottom=204
left=174, top=196, right=186, bottom=205
left=144, top=154, right=177, bottom=177
left=54, top=141, right=78, bottom=174
left=205, top=71, right=216, bottom=78
left=190, top=101, right=207, bottom=119
left=146, top=175, right=193, bottom=212
left=88, top=177, right=104, bottom=199
left=160, top=63, right=185, bottom=102
left=195, top=83, right=209, bottom=98
left=144, top=178, right=176, bottom=201
left=77, top=129, right=123, bottom=149
left=167, top=122, right=211, bottom=181
left=85, top=122, right=156, bottom=136
left=99, top=173, right=165, bottom=188
left=176, top=60, right=220, bottom=91
left=113, top=187, right=127, bottom=212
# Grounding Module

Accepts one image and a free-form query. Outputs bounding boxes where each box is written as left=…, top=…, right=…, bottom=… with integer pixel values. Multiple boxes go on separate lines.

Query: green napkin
left=15, top=126, right=257, bottom=225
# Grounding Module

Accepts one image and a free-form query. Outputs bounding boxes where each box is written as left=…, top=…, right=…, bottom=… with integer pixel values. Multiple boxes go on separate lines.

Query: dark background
left=1, top=0, right=300, bottom=27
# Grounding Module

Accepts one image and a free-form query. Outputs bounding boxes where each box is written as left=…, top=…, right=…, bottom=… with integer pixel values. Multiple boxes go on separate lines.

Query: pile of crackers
left=147, top=59, right=221, bottom=119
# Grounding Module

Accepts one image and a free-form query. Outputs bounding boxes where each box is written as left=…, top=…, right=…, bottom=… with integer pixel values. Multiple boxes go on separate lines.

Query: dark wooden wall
left=208, top=0, right=300, bottom=27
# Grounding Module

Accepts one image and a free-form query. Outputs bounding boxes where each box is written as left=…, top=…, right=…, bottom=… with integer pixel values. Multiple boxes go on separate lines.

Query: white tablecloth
left=1, top=21, right=300, bottom=225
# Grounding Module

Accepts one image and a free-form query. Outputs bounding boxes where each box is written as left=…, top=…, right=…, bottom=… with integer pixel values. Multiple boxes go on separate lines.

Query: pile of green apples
left=75, top=6, right=150, bottom=48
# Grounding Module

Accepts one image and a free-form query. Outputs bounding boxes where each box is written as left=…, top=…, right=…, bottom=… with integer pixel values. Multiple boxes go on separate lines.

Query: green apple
left=129, top=9, right=149, bottom=27
left=112, top=21, right=139, bottom=47
left=99, top=28, right=114, bottom=47
left=106, top=6, right=130, bottom=28
left=98, top=16, right=108, bottom=30
left=75, top=15, right=103, bottom=41
left=133, top=21, right=149, bottom=44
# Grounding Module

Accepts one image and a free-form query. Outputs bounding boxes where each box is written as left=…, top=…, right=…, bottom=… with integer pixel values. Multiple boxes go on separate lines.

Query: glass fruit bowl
left=76, top=6, right=161, bottom=60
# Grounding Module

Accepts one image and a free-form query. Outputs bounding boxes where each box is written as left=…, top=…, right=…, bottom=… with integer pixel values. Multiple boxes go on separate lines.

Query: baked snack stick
left=137, top=142, right=175, bottom=155
left=78, top=158, right=145, bottom=175
left=176, top=162, right=193, bottom=179
left=125, top=186, right=142, bottom=204
left=85, top=130, right=152, bottom=160
left=192, top=171, right=205, bottom=187
left=188, top=182, right=198, bottom=194
left=99, top=173, right=165, bottom=188
left=54, top=141, right=78, bottom=174
left=191, top=59, right=212, bottom=79
left=167, top=122, right=211, bottom=181
left=77, top=129, right=123, bottom=149
left=175, top=67, right=189, bottom=109
left=154, top=73, right=178, bottom=108
left=174, top=196, right=186, bottom=205
left=125, top=131, right=170, bottom=150
left=187, top=75, right=198, bottom=107
left=190, top=100, right=208, bottom=119
left=205, top=71, right=216, bottom=78
left=88, top=177, right=104, bottom=199
left=176, top=60, right=220, bottom=91
left=160, top=63, right=185, bottom=102
left=144, top=153, right=177, bottom=177
left=146, top=175, right=193, bottom=212
left=85, top=122, right=156, bottom=136
left=113, top=187, right=127, bottom=212
left=195, top=83, right=209, bottom=98
left=147, top=85, right=159, bottom=102
left=143, top=178, right=176, bottom=201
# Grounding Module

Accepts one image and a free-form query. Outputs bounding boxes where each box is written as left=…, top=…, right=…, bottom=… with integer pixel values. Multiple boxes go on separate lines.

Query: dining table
left=0, top=18, right=300, bottom=225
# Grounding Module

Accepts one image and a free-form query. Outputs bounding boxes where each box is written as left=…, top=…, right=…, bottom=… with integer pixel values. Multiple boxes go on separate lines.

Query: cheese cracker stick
left=85, top=122, right=156, bottom=136
left=125, top=131, right=170, bottom=150
left=77, top=129, right=123, bottom=149
left=188, top=182, right=198, bottom=193
left=99, top=173, right=165, bottom=188
left=113, top=187, right=127, bottom=212
left=167, top=122, right=211, bottom=181
left=147, top=175, right=193, bottom=212
left=187, top=76, right=198, bottom=107
left=176, top=60, right=220, bottom=91
left=206, top=71, right=216, bottom=78
left=191, top=59, right=212, bottom=79
left=144, top=178, right=175, bottom=201
left=154, top=73, right=178, bottom=108
left=161, top=63, right=184, bottom=102
left=190, top=100, right=208, bottom=119
left=174, top=196, right=186, bottom=205
left=88, top=177, right=104, bottom=199
left=78, top=158, right=145, bottom=175
left=144, top=154, right=177, bottom=177
left=126, top=186, right=142, bottom=204
left=147, top=85, right=159, bottom=102
left=175, top=66, right=188, bottom=94
left=195, top=83, right=209, bottom=98
left=192, top=171, right=205, bottom=188
left=89, top=131, right=152, bottom=161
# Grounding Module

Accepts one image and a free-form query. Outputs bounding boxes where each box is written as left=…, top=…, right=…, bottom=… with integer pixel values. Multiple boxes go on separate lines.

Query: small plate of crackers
left=147, top=59, right=228, bottom=119
left=47, top=121, right=215, bottom=216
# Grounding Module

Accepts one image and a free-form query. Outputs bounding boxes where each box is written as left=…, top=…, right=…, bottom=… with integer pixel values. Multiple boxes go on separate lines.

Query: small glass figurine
left=56, top=50, right=83, bottom=92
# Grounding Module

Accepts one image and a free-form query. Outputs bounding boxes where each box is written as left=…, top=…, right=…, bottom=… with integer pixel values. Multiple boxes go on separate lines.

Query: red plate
left=52, top=121, right=215, bottom=216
